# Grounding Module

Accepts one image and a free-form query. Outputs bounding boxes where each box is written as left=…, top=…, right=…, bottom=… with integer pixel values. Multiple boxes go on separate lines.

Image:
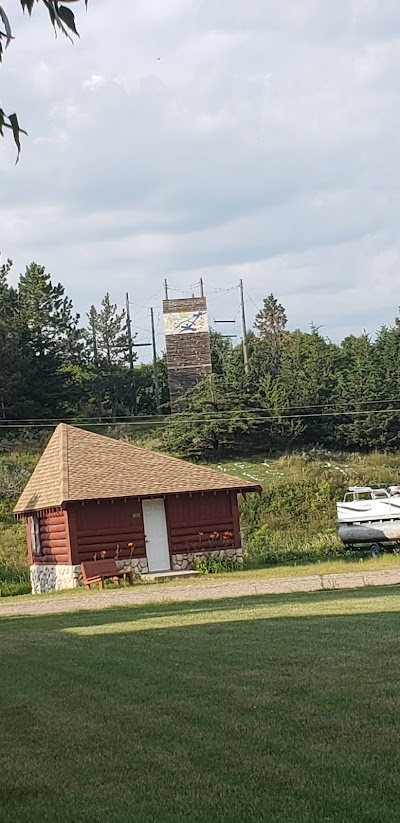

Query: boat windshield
left=343, top=491, right=372, bottom=502
left=343, top=488, right=389, bottom=502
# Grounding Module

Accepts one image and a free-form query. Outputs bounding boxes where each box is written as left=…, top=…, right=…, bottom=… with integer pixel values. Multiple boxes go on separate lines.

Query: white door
left=142, top=499, right=171, bottom=572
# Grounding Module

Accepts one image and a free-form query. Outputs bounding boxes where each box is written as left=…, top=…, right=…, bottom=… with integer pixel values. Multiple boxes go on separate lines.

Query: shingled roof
left=14, top=424, right=261, bottom=514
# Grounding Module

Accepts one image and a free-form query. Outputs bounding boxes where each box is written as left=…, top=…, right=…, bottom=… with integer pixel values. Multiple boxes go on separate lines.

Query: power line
left=244, top=287, right=260, bottom=313
left=203, top=283, right=239, bottom=293
left=126, top=286, right=164, bottom=311
left=166, top=282, right=200, bottom=293
left=3, top=396, right=400, bottom=425
left=2, top=406, right=400, bottom=429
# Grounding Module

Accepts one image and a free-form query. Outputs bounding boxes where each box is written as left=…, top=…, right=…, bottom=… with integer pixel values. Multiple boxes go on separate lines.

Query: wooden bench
left=81, top=560, right=135, bottom=591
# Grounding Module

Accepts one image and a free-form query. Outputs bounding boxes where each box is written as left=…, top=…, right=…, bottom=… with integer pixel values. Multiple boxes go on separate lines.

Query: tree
left=16, top=262, right=82, bottom=417
left=0, top=258, right=24, bottom=419
left=332, top=333, right=381, bottom=450
left=18, top=262, right=81, bottom=361
left=161, top=374, right=257, bottom=458
left=276, top=326, right=339, bottom=445
left=0, top=0, right=88, bottom=160
left=254, top=294, right=287, bottom=377
left=86, top=295, right=135, bottom=422
left=134, top=356, right=170, bottom=416
left=210, top=330, right=233, bottom=376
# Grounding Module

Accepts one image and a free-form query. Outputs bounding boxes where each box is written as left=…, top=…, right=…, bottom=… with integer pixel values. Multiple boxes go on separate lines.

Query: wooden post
left=89, top=307, right=102, bottom=420
left=150, top=307, right=161, bottom=414
left=164, top=279, right=168, bottom=300
left=239, top=278, right=249, bottom=375
left=125, top=292, right=138, bottom=416
left=199, top=277, right=204, bottom=297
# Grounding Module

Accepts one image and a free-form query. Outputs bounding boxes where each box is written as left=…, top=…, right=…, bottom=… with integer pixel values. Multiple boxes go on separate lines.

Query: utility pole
left=150, top=307, right=161, bottom=414
left=164, top=278, right=168, bottom=300
left=125, top=293, right=137, bottom=416
left=239, top=279, right=249, bottom=375
left=199, top=277, right=204, bottom=297
left=89, top=307, right=102, bottom=420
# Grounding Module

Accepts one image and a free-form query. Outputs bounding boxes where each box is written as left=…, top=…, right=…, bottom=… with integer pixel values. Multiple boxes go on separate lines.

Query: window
left=30, top=515, right=42, bottom=556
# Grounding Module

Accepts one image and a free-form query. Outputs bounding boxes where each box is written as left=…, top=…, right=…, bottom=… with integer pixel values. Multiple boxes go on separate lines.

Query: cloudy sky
left=2, top=0, right=400, bottom=356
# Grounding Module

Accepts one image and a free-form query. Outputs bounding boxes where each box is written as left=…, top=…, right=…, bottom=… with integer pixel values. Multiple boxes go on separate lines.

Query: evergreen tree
left=370, top=317, right=400, bottom=448
left=254, top=294, right=288, bottom=377
left=86, top=295, right=135, bottom=422
left=161, top=373, right=257, bottom=457
left=16, top=263, right=82, bottom=418
left=210, top=330, right=233, bottom=375
left=18, top=263, right=81, bottom=361
left=277, top=326, right=339, bottom=445
left=333, top=333, right=381, bottom=449
left=0, top=259, right=23, bottom=419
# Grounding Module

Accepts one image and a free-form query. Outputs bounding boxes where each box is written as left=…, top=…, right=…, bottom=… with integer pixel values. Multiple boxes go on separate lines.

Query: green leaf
left=57, top=5, right=79, bottom=36
left=20, top=0, right=36, bottom=14
left=0, top=5, right=12, bottom=48
left=8, top=113, right=28, bottom=164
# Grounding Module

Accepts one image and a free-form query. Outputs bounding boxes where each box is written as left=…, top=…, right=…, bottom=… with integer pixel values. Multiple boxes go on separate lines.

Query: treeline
left=2, top=261, right=400, bottom=457
left=0, top=260, right=169, bottom=424
left=163, top=295, right=400, bottom=456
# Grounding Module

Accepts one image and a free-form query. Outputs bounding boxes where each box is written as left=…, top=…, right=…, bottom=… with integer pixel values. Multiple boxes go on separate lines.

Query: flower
left=127, top=542, right=134, bottom=548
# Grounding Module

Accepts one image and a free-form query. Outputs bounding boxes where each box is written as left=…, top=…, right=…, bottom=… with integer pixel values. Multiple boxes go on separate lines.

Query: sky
left=2, top=0, right=400, bottom=359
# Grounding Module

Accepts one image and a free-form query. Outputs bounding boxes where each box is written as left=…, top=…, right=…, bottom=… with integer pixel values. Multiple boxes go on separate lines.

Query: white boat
left=337, top=485, right=400, bottom=549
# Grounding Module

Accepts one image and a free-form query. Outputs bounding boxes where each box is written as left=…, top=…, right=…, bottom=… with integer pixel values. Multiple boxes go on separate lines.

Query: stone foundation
left=171, top=548, right=244, bottom=571
left=30, top=557, right=149, bottom=594
left=30, top=564, right=80, bottom=595
left=116, top=557, right=149, bottom=576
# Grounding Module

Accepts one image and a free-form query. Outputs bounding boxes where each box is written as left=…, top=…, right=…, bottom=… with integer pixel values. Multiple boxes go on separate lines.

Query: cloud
left=1, top=0, right=400, bottom=352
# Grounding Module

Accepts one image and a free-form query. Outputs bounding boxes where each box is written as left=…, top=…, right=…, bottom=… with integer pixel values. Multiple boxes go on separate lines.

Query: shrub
left=0, top=560, right=30, bottom=597
left=245, top=525, right=345, bottom=565
left=193, top=555, right=241, bottom=574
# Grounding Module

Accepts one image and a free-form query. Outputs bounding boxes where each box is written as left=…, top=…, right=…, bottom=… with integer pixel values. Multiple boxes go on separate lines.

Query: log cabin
left=14, top=424, right=261, bottom=594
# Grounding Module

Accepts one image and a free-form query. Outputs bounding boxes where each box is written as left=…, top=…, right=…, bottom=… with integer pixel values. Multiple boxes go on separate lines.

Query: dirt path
left=1, top=568, right=400, bottom=617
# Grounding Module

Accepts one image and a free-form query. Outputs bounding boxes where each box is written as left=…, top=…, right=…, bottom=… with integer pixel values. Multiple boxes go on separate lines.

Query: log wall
left=166, top=491, right=240, bottom=555
left=29, top=509, right=71, bottom=565
left=68, top=498, right=146, bottom=564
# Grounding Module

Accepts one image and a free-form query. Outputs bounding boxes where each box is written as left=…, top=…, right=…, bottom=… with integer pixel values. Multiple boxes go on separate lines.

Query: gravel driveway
left=1, top=567, right=400, bottom=617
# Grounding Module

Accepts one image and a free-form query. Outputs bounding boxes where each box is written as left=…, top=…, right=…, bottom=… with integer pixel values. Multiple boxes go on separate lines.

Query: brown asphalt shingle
left=14, top=424, right=260, bottom=514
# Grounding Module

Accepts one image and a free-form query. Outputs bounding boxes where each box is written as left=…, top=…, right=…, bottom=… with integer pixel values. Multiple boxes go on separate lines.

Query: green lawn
left=1, top=587, right=400, bottom=822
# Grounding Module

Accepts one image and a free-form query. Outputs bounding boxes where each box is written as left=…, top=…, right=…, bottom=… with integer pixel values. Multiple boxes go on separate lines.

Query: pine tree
left=16, top=263, right=82, bottom=417
left=86, top=295, right=135, bottom=422
left=372, top=316, right=400, bottom=448
left=0, top=259, right=23, bottom=419
left=254, top=294, right=287, bottom=377
left=161, top=373, right=257, bottom=457
left=333, top=333, right=380, bottom=449
left=277, top=327, right=339, bottom=445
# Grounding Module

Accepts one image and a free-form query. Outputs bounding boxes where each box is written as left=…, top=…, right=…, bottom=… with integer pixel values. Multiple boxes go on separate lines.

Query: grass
left=210, top=450, right=400, bottom=565
left=0, top=524, right=31, bottom=597
left=201, top=551, right=400, bottom=582
left=212, top=449, right=400, bottom=486
left=1, top=587, right=400, bottom=822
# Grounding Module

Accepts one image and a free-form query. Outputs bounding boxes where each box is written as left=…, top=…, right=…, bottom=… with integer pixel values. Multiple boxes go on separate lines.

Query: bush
left=245, top=525, right=345, bottom=565
left=193, top=555, right=241, bottom=574
left=0, top=580, right=31, bottom=597
left=0, top=560, right=30, bottom=597
left=239, top=470, right=348, bottom=566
